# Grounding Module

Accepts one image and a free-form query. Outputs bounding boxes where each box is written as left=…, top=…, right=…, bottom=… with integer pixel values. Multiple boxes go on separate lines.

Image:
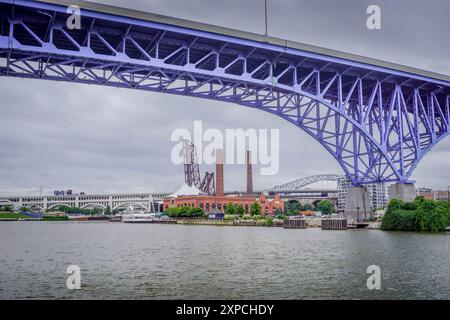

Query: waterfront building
left=163, top=193, right=284, bottom=215
left=432, top=190, right=450, bottom=202
left=337, top=178, right=389, bottom=213
left=416, top=188, right=434, bottom=200
left=415, top=188, right=450, bottom=201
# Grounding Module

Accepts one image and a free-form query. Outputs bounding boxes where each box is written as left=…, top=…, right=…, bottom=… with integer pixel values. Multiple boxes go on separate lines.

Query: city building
left=416, top=188, right=434, bottom=200
left=163, top=193, right=283, bottom=215
left=337, top=178, right=389, bottom=213
left=164, top=148, right=284, bottom=215
left=416, top=188, right=450, bottom=201
left=432, top=190, right=450, bottom=202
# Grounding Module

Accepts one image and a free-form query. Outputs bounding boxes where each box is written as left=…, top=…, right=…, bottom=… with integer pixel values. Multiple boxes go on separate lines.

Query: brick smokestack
left=246, top=150, right=253, bottom=194
left=215, top=149, right=224, bottom=196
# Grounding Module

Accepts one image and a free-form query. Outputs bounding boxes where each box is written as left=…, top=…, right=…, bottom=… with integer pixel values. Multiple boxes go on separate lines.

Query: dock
left=321, top=218, right=347, bottom=230
left=283, top=219, right=306, bottom=229
left=347, top=222, right=370, bottom=229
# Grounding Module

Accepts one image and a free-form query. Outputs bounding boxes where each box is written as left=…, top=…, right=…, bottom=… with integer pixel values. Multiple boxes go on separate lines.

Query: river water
left=0, top=222, right=448, bottom=299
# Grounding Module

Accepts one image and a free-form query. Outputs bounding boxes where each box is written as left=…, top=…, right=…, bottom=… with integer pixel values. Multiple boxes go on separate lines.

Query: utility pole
left=264, top=0, right=269, bottom=37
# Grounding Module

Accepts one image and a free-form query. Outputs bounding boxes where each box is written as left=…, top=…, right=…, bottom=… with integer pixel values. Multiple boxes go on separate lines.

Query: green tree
left=262, top=217, right=274, bottom=226
left=225, top=203, right=236, bottom=215
left=236, top=205, right=245, bottom=216
left=276, top=213, right=287, bottom=220
left=164, top=206, right=206, bottom=218
left=0, top=205, right=14, bottom=212
left=224, top=214, right=237, bottom=221
left=189, top=207, right=206, bottom=218
left=416, top=200, right=448, bottom=232
left=381, top=198, right=450, bottom=232
left=179, top=206, right=190, bottom=217
left=165, top=207, right=179, bottom=217
left=250, top=202, right=261, bottom=216
left=285, top=201, right=301, bottom=215
left=273, top=208, right=283, bottom=216
left=316, top=200, right=336, bottom=215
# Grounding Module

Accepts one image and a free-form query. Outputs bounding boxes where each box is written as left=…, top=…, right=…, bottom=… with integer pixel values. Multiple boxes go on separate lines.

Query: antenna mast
left=264, top=0, right=269, bottom=37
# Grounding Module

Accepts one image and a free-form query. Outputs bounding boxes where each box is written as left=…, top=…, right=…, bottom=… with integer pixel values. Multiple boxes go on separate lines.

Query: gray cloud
left=0, top=0, right=449, bottom=195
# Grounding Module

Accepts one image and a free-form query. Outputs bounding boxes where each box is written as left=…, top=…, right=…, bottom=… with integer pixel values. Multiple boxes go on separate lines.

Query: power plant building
left=164, top=149, right=284, bottom=214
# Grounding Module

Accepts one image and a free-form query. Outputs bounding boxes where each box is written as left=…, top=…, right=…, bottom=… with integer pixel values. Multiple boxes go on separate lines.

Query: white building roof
left=169, top=183, right=204, bottom=198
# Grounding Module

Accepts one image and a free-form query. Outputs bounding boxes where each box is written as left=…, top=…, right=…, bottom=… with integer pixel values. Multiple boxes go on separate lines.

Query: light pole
left=264, top=0, right=269, bottom=37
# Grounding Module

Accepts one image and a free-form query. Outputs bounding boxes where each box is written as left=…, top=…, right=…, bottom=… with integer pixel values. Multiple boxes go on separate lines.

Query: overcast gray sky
left=0, top=0, right=449, bottom=195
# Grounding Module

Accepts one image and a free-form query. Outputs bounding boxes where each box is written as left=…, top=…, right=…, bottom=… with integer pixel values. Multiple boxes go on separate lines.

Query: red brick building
left=165, top=148, right=284, bottom=215
left=163, top=194, right=284, bottom=215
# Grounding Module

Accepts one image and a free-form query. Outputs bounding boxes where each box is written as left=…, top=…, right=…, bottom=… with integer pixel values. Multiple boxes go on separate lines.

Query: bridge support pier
left=344, top=186, right=370, bottom=222
left=388, top=183, right=416, bottom=203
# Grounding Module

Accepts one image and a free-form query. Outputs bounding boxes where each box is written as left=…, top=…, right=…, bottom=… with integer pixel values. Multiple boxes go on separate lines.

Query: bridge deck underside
left=0, top=0, right=449, bottom=185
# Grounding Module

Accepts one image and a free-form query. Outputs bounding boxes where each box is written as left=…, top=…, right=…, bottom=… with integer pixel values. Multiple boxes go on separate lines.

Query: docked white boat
left=122, top=212, right=157, bottom=223
left=120, top=205, right=175, bottom=224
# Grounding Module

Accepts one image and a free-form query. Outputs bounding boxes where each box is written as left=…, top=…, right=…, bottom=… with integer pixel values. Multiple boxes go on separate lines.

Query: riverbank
left=0, top=212, right=38, bottom=221
left=0, top=214, right=384, bottom=230
left=176, top=218, right=283, bottom=227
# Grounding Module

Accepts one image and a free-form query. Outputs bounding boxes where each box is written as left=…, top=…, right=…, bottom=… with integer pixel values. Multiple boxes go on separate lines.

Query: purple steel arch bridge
left=0, top=0, right=449, bottom=186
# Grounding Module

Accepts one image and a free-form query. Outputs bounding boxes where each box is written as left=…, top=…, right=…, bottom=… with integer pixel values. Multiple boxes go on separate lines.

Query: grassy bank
left=0, top=212, right=30, bottom=219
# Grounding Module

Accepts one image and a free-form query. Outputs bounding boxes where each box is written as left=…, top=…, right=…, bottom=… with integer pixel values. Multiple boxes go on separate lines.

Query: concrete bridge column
left=389, top=183, right=416, bottom=203
left=344, top=186, right=370, bottom=222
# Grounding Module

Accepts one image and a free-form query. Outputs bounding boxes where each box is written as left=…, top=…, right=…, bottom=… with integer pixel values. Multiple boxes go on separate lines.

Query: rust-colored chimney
left=215, top=149, right=224, bottom=196
left=246, top=151, right=253, bottom=194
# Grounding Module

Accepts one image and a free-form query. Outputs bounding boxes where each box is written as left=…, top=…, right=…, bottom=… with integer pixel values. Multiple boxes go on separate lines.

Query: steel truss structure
left=182, top=139, right=215, bottom=195
left=269, top=174, right=345, bottom=192
left=182, top=139, right=202, bottom=189
left=0, top=0, right=449, bottom=185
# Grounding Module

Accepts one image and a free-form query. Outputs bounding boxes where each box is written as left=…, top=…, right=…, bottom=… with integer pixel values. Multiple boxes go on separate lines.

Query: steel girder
left=0, top=0, right=449, bottom=185
left=268, top=174, right=345, bottom=192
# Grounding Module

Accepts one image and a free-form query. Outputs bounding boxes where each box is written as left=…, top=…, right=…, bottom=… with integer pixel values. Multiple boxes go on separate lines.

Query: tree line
left=381, top=197, right=450, bottom=232
left=284, top=200, right=335, bottom=215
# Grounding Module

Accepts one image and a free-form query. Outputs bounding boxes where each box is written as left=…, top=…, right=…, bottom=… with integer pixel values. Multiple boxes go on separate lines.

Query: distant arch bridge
left=0, top=192, right=169, bottom=212
left=267, top=174, right=345, bottom=194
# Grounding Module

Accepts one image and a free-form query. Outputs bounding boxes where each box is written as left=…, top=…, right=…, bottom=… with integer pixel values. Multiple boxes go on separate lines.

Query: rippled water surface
left=0, top=222, right=449, bottom=299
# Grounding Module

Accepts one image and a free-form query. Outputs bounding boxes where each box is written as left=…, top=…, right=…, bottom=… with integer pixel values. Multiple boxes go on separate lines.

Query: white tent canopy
left=169, top=183, right=204, bottom=198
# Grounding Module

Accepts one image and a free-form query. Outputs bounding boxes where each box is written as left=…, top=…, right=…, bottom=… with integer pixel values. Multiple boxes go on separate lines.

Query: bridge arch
left=46, top=203, right=73, bottom=210
left=113, top=202, right=150, bottom=211
left=0, top=0, right=448, bottom=185
left=80, top=203, right=107, bottom=210
left=269, top=174, right=345, bottom=192
left=19, top=204, right=44, bottom=211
